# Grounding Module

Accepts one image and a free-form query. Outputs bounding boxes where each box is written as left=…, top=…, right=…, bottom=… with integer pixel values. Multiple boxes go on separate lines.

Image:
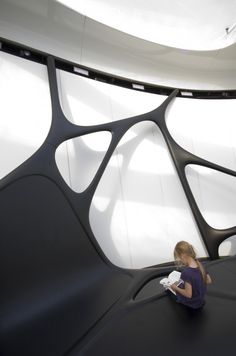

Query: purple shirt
left=177, top=266, right=207, bottom=309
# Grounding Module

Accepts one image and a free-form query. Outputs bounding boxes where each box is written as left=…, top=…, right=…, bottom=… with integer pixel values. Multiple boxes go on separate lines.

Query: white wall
left=166, top=97, right=236, bottom=258
left=0, top=52, right=51, bottom=179
left=166, top=97, right=236, bottom=171
left=1, top=53, right=236, bottom=268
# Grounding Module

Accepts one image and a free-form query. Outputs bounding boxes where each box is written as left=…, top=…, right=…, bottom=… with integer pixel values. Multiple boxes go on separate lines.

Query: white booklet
left=160, top=270, right=183, bottom=295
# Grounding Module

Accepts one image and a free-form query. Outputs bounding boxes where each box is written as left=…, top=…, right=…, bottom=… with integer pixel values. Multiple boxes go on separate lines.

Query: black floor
left=72, top=256, right=236, bottom=356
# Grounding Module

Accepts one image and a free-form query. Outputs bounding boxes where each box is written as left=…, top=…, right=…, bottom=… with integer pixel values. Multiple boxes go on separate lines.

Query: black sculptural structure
left=1, top=47, right=236, bottom=356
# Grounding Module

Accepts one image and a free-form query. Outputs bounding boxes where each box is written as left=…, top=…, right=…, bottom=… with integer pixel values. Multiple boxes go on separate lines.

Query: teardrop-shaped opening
left=219, top=236, right=236, bottom=257
left=55, top=131, right=111, bottom=192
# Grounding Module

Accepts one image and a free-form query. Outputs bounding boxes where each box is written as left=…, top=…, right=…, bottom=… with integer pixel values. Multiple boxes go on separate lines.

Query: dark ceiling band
left=1, top=36, right=236, bottom=99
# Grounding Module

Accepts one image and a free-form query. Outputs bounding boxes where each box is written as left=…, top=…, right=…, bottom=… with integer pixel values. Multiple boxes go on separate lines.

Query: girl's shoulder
left=182, top=266, right=199, bottom=276
left=183, top=265, right=198, bottom=271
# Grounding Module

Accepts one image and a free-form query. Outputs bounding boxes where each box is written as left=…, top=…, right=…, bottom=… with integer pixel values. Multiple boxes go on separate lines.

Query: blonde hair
left=174, top=241, right=207, bottom=283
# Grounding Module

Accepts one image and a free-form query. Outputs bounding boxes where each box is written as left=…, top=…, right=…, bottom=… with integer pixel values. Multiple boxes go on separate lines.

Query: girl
left=170, top=241, right=212, bottom=309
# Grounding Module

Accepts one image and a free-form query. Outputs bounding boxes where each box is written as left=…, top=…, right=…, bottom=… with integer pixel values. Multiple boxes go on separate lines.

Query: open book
left=160, top=270, right=183, bottom=295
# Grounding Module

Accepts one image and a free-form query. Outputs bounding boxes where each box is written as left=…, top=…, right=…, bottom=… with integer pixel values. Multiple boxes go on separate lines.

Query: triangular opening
left=55, top=131, right=111, bottom=193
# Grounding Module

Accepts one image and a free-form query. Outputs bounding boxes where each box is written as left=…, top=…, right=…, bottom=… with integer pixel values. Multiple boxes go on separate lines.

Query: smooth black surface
left=1, top=51, right=236, bottom=356
left=134, top=277, right=165, bottom=300
left=0, top=176, right=131, bottom=356
left=71, top=257, right=236, bottom=356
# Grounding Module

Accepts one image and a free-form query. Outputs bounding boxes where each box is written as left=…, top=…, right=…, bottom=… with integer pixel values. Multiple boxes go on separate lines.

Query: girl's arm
left=206, top=273, right=212, bottom=284
left=171, top=282, right=192, bottom=298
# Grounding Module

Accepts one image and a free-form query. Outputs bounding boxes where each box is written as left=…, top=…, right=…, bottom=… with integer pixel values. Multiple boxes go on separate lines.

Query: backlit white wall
left=1, top=52, right=236, bottom=268
left=0, top=52, right=51, bottom=179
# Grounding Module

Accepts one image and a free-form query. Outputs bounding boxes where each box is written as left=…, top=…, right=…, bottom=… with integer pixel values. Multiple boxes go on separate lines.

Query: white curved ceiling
left=57, top=0, right=236, bottom=50
left=1, top=0, right=236, bottom=90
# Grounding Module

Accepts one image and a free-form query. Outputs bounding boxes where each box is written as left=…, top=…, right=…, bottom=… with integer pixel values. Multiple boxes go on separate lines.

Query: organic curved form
left=89, top=121, right=205, bottom=268
left=1, top=55, right=236, bottom=356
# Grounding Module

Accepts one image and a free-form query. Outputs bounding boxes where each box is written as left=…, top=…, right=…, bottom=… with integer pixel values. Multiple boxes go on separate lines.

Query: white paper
left=160, top=270, right=183, bottom=295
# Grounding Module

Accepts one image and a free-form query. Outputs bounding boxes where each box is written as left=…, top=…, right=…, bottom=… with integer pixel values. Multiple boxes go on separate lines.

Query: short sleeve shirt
left=177, top=267, right=207, bottom=309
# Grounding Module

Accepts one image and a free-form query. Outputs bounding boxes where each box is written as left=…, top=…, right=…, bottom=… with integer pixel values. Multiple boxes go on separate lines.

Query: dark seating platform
left=72, top=256, right=236, bottom=356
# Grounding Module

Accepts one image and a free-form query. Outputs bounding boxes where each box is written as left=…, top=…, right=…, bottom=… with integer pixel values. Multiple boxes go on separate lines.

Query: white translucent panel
left=166, top=97, right=236, bottom=171
left=90, top=152, right=132, bottom=267
left=90, top=122, right=207, bottom=269
left=57, top=70, right=112, bottom=125
left=108, top=84, right=165, bottom=120
left=186, top=165, right=236, bottom=229
left=219, top=236, right=236, bottom=257
left=57, top=70, right=165, bottom=125
left=55, top=142, right=71, bottom=185
left=0, top=52, right=51, bottom=179
left=55, top=131, right=111, bottom=193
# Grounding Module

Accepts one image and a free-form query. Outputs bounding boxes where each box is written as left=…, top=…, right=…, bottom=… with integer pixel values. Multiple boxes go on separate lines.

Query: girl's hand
left=170, top=282, right=178, bottom=291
